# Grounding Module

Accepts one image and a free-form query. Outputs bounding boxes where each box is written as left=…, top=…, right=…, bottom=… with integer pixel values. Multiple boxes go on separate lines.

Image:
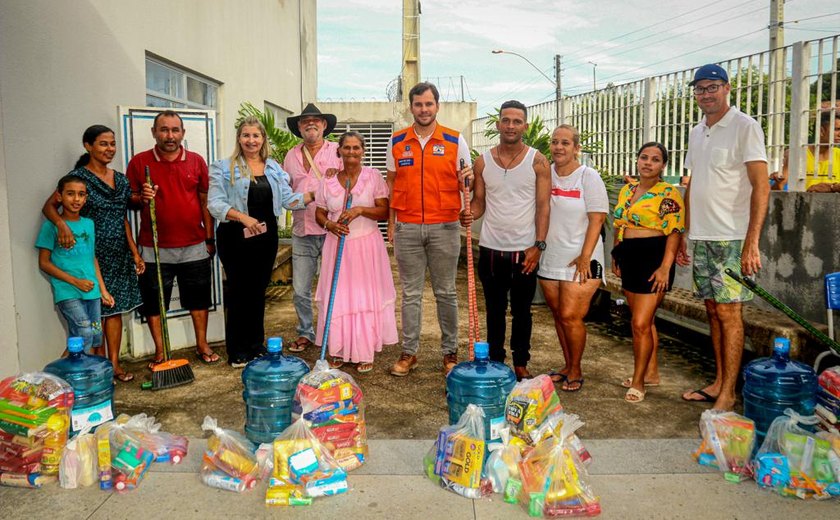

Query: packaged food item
left=0, top=372, right=73, bottom=486
left=754, top=408, right=838, bottom=499
left=530, top=411, right=592, bottom=466
left=424, top=403, right=491, bottom=499
left=293, top=360, right=367, bottom=471
left=118, top=414, right=189, bottom=464
left=110, top=438, right=154, bottom=492
left=693, top=410, right=755, bottom=481
left=518, top=414, right=601, bottom=517
left=200, top=416, right=259, bottom=492
left=59, top=428, right=97, bottom=488
left=486, top=427, right=522, bottom=495
left=268, top=418, right=346, bottom=505
left=505, top=375, right=562, bottom=442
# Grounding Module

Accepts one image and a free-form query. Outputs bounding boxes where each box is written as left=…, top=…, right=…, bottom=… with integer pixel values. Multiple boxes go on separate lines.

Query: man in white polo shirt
left=677, top=64, right=770, bottom=411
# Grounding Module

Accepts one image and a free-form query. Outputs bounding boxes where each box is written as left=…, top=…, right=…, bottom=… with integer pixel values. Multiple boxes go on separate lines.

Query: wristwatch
left=534, top=240, right=546, bottom=251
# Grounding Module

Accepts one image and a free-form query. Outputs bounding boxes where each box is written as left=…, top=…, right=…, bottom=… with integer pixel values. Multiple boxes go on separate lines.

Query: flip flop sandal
left=682, top=388, right=717, bottom=403
left=196, top=349, right=221, bottom=364
left=114, top=371, right=135, bottom=383
left=288, top=337, right=312, bottom=353
left=621, top=377, right=660, bottom=388
left=624, top=387, right=645, bottom=403
left=328, top=357, right=345, bottom=369
left=561, top=378, right=585, bottom=392
left=548, top=370, right=567, bottom=383
left=148, top=358, right=165, bottom=371
left=356, top=362, right=374, bottom=374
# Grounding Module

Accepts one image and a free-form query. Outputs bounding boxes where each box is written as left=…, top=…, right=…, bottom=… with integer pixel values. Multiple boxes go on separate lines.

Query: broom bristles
left=151, top=360, right=195, bottom=390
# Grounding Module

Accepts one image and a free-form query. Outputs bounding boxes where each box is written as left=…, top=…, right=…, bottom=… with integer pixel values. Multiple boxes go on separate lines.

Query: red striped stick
left=462, top=161, right=480, bottom=361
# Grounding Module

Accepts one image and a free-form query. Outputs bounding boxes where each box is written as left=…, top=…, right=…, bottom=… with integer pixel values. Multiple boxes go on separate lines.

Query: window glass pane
left=146, top=95, right=186, bottom=108
left=187, top=77, right=211, bottom=106
left=146, top=60, right=182, bottom=98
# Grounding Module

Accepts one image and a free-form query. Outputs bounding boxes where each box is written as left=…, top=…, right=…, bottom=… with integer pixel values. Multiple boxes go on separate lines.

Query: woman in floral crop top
left=611, top=142, right=685, bottom=403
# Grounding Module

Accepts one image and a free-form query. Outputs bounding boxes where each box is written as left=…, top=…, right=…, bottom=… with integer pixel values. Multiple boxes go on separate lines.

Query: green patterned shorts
left=692, top=240, right=753, bottom=303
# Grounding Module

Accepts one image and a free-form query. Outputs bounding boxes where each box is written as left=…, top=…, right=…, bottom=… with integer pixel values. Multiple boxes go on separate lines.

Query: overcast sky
left=317, top=0, right=840, bottom=114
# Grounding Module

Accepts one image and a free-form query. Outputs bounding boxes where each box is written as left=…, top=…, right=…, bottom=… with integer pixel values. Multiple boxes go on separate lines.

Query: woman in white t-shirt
left=538, top=125, right=609, bottom=392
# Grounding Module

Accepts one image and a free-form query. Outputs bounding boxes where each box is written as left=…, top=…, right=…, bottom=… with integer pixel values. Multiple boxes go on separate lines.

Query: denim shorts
left=56, top=298, right=102, bottom=352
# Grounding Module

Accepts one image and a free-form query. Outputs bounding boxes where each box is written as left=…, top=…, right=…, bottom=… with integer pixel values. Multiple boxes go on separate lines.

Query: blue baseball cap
left=690, top=64, right=729, bottom=86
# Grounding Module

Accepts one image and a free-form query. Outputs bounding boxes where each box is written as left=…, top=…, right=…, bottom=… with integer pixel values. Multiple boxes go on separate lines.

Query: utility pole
left=588, top=61, right=598, bottom=91
left=401, top=0, right=421, bottom=101
left=769, top=0, right=785, bottom=174
left=555, top=54, right=562, bottom=125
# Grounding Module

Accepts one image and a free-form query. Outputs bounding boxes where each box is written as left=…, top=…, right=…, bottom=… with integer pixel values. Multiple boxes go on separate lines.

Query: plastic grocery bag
left=0, top=372, right=73, bottom=487
left=293, top=360, right=367, bottom=471
left=200, top=416, right=258, bottom=493
left=268, top=417, right=346, bottom=504
left=693, top=410, right=755, bottom=480
left=424, top=403, right=492, bottom=499
left=108, top=417, right=155, bottom=492
left=530, top=410, right=592, bottom=466
left=518, top=416, right=601, bottom=517
left=110, top=413, right=188, bottom=464
left=505, top=375, right=562, bottom=443
left=59, top=427, right=97, bottom=488
left=486, top=427, right=522, bottom=500
left=755, top=409, right=838, bottom=499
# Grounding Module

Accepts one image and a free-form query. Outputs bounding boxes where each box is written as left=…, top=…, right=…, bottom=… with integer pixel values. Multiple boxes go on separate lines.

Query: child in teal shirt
left=36, top=174, right=114, bottom=353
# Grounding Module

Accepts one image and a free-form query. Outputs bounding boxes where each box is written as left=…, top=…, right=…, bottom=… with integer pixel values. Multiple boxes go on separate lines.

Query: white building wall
left=0, top=0, right=317, bottom=375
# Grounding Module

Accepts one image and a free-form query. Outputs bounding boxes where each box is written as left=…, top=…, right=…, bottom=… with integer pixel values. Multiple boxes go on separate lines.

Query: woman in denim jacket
left=209, top=116, right=313, bottom=366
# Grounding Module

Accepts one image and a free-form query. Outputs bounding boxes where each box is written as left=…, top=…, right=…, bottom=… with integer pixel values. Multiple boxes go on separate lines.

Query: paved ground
left=1, top=438, right=834, bottom=519
left=111, top=250, right=723, bottom=439
left=8, top=250, right=819, bottom=518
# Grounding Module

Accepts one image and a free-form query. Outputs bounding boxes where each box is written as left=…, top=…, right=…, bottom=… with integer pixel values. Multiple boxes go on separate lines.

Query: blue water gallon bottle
left=43, top=336, right=115, bottom=435
left=242, top=337, right=310, bottom=444
left=742, top=337, right=818, bottom=443
left=446, top=341, right=517, bottom=444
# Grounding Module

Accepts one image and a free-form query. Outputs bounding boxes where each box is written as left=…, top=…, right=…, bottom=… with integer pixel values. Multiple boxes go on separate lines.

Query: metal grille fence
left=472, top=34, right=839, bottom=190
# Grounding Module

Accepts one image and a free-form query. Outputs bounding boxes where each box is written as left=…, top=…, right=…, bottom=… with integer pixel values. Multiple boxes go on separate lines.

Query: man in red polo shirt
left=386, top=82, right=472, bottom=377
left=127, top=110, right=220, bottom=367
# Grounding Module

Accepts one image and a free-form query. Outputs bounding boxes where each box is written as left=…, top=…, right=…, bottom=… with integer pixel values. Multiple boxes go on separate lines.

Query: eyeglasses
left=693, top=83, right=725, bottom=95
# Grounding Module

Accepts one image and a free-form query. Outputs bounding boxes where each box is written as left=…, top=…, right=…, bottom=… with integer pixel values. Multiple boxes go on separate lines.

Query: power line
left=563, top=25, right=767, bottom=92
left=562, top=0, right=762, bottom=65
left=563, top=1, right=766, bottom=72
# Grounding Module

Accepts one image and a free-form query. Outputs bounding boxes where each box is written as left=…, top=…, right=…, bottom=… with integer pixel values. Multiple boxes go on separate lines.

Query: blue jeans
left=394, top=221, right=460, bottom=356
left=57, top=298, right=102, bottom=353
left=292, top=234, right=325, bottom=341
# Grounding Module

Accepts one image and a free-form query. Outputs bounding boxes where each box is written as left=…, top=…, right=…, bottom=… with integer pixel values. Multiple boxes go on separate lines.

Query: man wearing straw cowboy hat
left=127, top=110, right=221, bottom=367
left=283, top=103, right=342, bottom=354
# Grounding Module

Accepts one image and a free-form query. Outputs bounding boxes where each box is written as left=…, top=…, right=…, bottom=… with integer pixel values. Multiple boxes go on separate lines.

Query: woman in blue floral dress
left=43, top=125, right=144, bottom=381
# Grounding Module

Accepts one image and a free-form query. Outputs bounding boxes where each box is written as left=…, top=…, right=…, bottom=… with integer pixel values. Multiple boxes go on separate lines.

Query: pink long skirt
left=314, top=230, right=398, bottom=363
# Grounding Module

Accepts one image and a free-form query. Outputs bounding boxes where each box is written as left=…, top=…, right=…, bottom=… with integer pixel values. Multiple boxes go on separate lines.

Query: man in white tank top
left=460, top=101, right=551, bottom=381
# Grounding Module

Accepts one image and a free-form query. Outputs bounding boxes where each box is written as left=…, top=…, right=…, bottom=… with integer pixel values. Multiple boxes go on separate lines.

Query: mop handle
left=724, top=268, right=840, bottom=354
left=462, top=159, right=479, bottom=360
left=320, top=180, right=353, bottom=360
left=146, top=167, right=171, bottom=360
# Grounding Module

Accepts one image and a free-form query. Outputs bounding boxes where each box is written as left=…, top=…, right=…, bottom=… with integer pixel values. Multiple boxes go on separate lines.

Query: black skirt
left=612, top=235, right=675, bottom=294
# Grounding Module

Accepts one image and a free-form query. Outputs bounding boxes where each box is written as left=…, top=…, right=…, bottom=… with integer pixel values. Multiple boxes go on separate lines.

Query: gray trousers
left=292, top=234, right=325, bottom=341
left=394, top=221, right=460, bottom=356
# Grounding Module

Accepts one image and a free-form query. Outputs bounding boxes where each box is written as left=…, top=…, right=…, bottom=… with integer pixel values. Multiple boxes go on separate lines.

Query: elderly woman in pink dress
left=314, top=131, right=398, bottom=373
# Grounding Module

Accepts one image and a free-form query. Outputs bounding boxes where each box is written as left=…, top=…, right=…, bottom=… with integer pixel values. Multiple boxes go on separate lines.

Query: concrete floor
left=113, top=250, right=720, bottom=440
left=4, top=251, right=833, bottom=518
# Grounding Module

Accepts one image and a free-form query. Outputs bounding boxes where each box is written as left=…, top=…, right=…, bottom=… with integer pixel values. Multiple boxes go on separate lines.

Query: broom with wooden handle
left=462, top=159, right=479, bottom=361
left=143, top=166, right=195, bottom=390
